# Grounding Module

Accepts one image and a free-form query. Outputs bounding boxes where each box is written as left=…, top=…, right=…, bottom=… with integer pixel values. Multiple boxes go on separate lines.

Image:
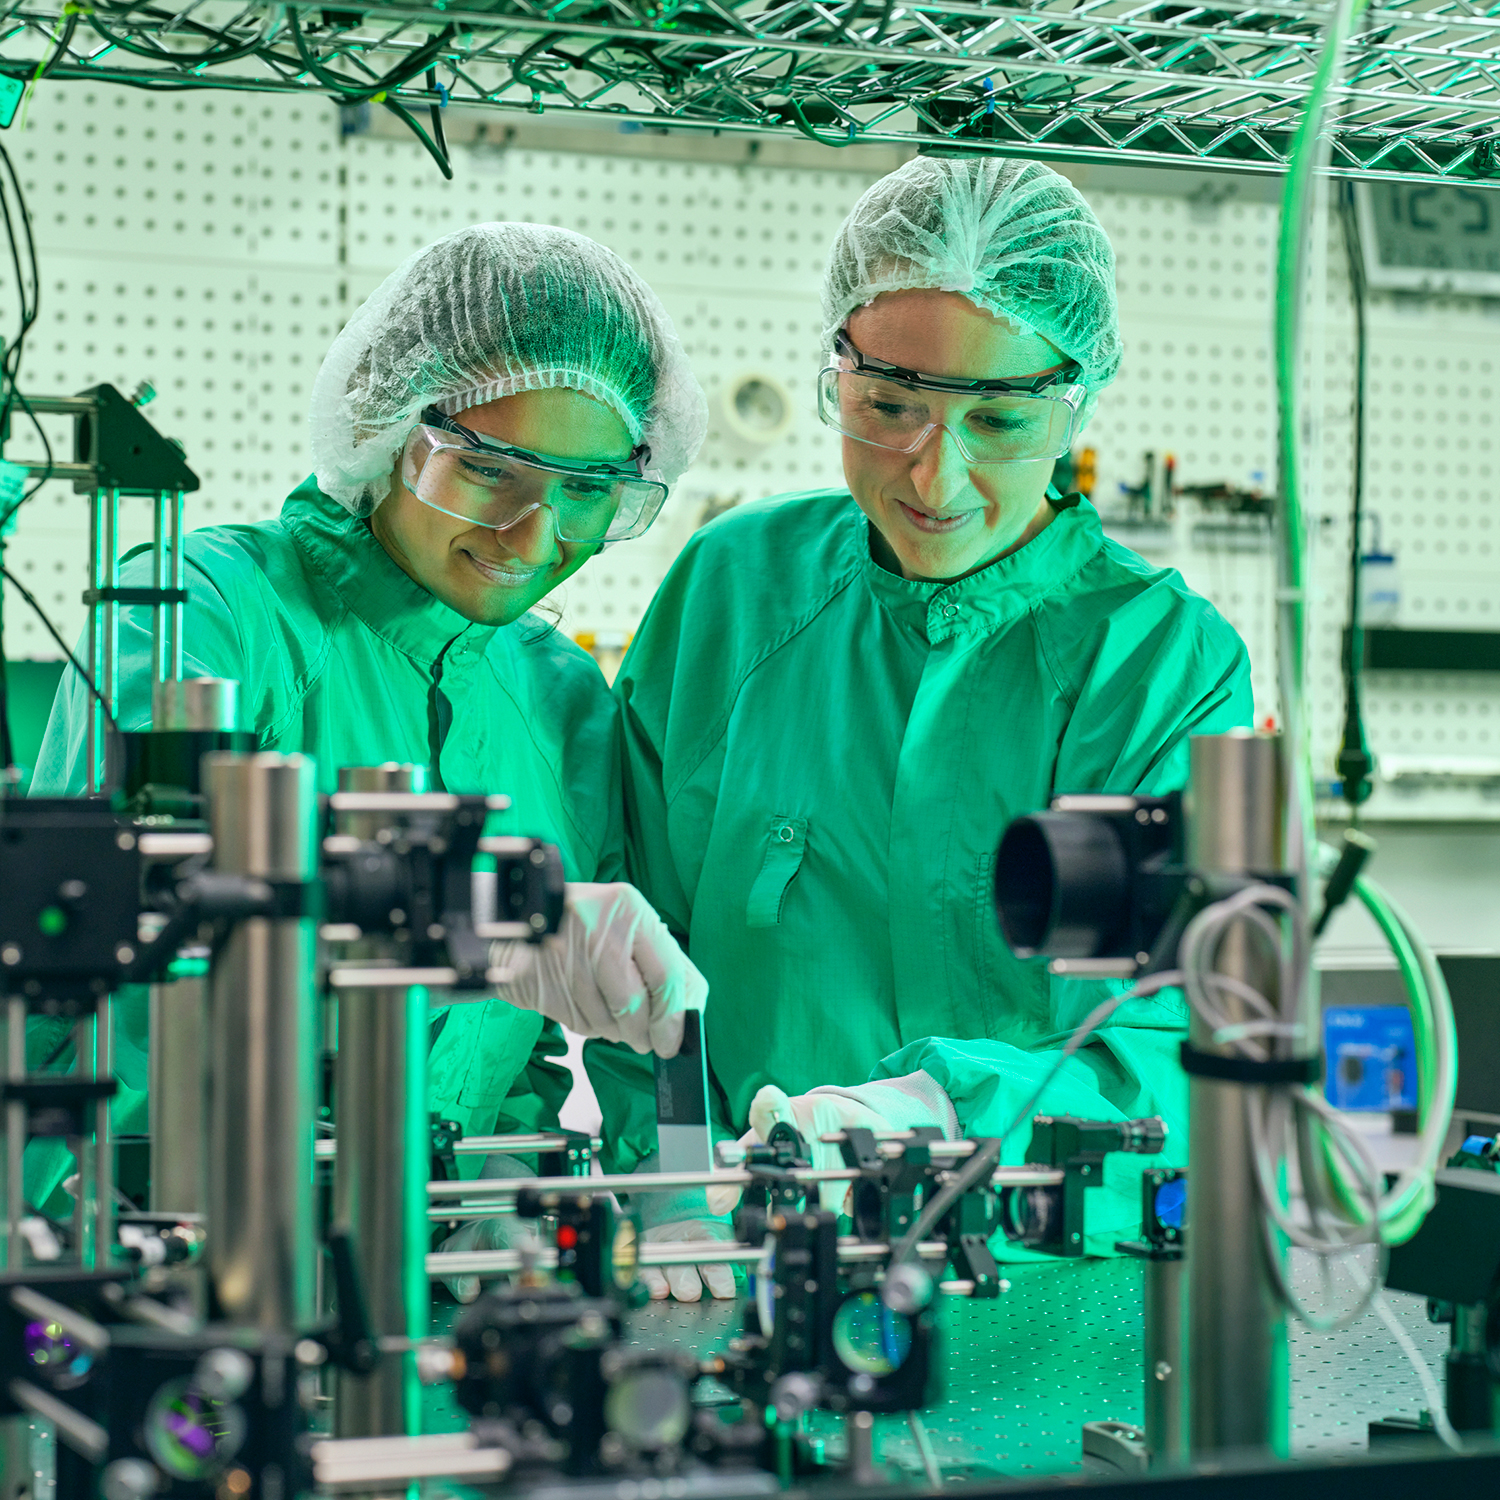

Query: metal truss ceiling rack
left=4, top=0, right=1500, bottom=184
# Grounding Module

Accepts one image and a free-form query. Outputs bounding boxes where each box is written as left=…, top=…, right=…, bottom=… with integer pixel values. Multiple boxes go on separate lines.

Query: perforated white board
left=2, top=85, right=1497, bottom=807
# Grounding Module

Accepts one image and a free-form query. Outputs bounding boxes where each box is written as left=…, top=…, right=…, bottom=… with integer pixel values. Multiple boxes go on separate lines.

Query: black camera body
left=993, top=792, right=1183, bottom=968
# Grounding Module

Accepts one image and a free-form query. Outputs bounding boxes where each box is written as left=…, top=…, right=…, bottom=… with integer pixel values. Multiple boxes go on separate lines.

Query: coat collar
left=281, top=478, right=500, bottom=666
left=855, top=493, right=1107, bottom=643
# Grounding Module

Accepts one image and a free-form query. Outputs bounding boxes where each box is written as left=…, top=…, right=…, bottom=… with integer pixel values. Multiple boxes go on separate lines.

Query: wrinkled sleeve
left=870, top=1028, right=1186, bottom=1257
left=30, top=548, right=248, bottom=796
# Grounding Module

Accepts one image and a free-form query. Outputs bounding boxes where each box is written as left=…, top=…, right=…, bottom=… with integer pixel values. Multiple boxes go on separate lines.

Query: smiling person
left=588, top=157, right=1254, bottom=1292
left=30, top=223, right=709, bottom=1223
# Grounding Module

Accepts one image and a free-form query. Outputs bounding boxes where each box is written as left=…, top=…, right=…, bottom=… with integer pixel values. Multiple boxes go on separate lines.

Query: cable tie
left=1179, top=1041, right=1321, bottom=1086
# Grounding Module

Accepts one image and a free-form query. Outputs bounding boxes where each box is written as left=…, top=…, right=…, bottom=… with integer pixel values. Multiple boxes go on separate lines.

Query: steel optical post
left=4, top=998, right=22, bottom=1269
left=1185, top=731, right=1290, bottom=1458
left=1144, top=1255, right=1185, bottom=1463
left=150, top=486, right=185, bottom=701
left=205, top=752, right=319, bottom=1332
left=149, top=965, right=208, bottom=1221
left=331, top=764, right=430, bottom=1439
left=84, top=485, right=121, bottom=794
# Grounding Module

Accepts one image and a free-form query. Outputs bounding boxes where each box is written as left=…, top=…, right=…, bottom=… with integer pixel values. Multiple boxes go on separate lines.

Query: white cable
left=1371, top=1292, right=1461, bottom=1453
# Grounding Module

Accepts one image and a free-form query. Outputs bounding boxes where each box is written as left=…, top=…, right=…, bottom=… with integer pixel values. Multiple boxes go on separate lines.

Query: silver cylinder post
left=5, top=997, right=24, bottom=1269
left=85, top=487, right=122, bottom=793
left=152, top=677, right=240, bottom=733
left=89, top=995, right=113, bottom=1271
left=148, top=672, right=237, bottom=1223
left=1185, top=731, right=1289, bottom=1458
left=205, top=752, right=319, bottom=1332
left=149, top=972, right=208, bottom=1218
left=0, top=1414, right=33, bottom=1500
left=332, top=764, right=430, bottom=1439
left=1143, top=1256, right=1185, bottom=1464
left=149, top=487, right=187, bottom=710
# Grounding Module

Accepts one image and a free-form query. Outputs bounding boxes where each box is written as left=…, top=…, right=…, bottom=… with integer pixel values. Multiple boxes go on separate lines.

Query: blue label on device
left=1324, top=1005, right=1417, bottom=1112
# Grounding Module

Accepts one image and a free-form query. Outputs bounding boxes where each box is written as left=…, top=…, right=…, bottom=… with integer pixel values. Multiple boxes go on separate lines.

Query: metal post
left=149, top=973, right=207, bottom=1217
left=5, top=997, right=24, bottom=1269
left=152, top=678, right=239, bottom=734
left=85, top=490, right=105, bottom=793
left=150, top=488, right=184, bottom=699
left=1143, top=1256, right=1185, bottom=1464
left=204, top=752, right=318, bottom=1332
left=148, top=674, right=236, bottom=1232
left=332, top=764, right=429, bottom=1439
left=0, top=1415, right=33, bottom=1500
left=89, top=996, right=113, bottom=1272
left=1185, top=731, right=1289, bottom=1458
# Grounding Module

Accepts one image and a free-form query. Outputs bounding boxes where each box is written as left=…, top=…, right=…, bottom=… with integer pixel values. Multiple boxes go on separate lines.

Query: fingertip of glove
left=666, top=1268, right=704, bottom=1303
left=703, top=1267, right=737, bottom=1300
left=704, top=1187, right=740, bottom=1218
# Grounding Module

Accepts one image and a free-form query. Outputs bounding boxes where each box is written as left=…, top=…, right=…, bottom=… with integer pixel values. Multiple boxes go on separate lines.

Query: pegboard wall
left=1, top=84, right=1496, bottom=808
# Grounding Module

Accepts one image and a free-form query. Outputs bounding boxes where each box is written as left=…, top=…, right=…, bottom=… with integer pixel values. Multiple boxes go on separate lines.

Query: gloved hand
left=639, top=1219, right=738, bottom=1303
left=491, top=882, right=706, bottom=1057
left=437, top=1215, right=532, bottom=1305
left=706, top=1085, right=898, bottom=1217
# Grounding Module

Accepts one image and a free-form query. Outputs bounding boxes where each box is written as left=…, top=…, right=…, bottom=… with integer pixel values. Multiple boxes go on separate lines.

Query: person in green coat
left=589, top=157, right=1254, bottom=1297
left=30, top=222, right=709, bottom=1218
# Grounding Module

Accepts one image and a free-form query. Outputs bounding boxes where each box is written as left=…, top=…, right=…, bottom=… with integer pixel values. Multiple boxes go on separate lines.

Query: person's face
left=841, top=290, right=1072, bottom=583
left=371, top=387, right=632, bottom=627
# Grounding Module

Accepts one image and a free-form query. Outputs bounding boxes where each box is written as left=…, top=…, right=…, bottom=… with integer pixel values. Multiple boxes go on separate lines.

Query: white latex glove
left=437, top=1216, right=529, bottom=1305
left=491, top=882, right=706, bottom=1057
left=639, top=1219, right=738, bottom=1303
left=706, top=1085, right=895, bottom=1217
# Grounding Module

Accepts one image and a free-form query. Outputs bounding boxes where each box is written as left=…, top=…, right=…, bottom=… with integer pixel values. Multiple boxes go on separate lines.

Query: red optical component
left=556, top=1225, right=579, bottom=1249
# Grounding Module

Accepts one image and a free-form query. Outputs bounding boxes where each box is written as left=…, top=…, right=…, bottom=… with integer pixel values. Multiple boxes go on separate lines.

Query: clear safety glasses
left=401, top=407, right=669, bottom=545
left=816, top=332, right=1087, bottom=465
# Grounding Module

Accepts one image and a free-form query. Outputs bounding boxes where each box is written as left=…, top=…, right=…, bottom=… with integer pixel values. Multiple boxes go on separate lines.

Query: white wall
left=2, top=83, right=1497, bottom=947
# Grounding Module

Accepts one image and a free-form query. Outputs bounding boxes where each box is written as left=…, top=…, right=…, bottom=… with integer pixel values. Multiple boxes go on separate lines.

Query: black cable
left=1, top=565, right=118, bottom=736
left=38, top=1027, right=74, bottom=1073
left=38, top=13, right=78, bottom=77
left=425, top=67, right=448, bottom=165
left=1335, top=180, right=1374, bottom=817
left=285, top=8, right=455, bottom=107
left=85, top=8, right=269, bottom=68
left=382, top=98, right=452, bottom=180
left=0, top=587, right=12, bottom=772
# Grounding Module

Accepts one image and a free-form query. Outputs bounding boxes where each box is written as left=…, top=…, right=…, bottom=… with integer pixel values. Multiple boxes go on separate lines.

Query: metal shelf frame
left=2, top=0, right=1500, bottom=181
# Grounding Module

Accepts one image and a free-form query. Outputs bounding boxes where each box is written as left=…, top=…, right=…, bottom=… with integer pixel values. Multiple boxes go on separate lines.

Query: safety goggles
left=401, top=407, right=668, bottom=545
left=816, top=331, right=1087, bottom=465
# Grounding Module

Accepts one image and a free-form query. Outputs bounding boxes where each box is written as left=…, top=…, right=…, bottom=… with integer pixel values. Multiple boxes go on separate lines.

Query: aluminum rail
left=427, top=1164, right=1067, bottom=1200
left=427, top=1236, right=954, bottom=1277
left=4, top=0, right=1500, bottom=183
left=317, top=1131, right=602, bottom=1162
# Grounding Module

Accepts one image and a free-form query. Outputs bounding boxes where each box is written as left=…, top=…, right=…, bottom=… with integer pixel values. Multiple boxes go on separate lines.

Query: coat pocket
left=745, top=815, right=808, bottom=929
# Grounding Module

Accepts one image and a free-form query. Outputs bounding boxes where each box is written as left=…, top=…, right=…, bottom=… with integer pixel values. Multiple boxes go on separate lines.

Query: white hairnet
left=821, top=156, right=1121, bottom=405
left=311, top=222, right=707, bottom=516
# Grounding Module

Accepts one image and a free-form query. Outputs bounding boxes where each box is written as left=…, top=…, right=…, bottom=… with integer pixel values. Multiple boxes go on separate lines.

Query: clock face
left=1359, top=183, right=1500, bottom=294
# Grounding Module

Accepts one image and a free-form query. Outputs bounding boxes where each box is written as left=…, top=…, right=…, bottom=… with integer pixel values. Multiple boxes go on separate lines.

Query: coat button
left=941, top=602, right=959, bottom=619
left=778, top=825, right=795, bottom=841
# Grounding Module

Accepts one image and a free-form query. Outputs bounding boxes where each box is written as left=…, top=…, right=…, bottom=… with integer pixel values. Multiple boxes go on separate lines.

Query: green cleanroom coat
left=31, top=477, right=622, bottom=1203
left=589, top=489, right=1253, bottom=1252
